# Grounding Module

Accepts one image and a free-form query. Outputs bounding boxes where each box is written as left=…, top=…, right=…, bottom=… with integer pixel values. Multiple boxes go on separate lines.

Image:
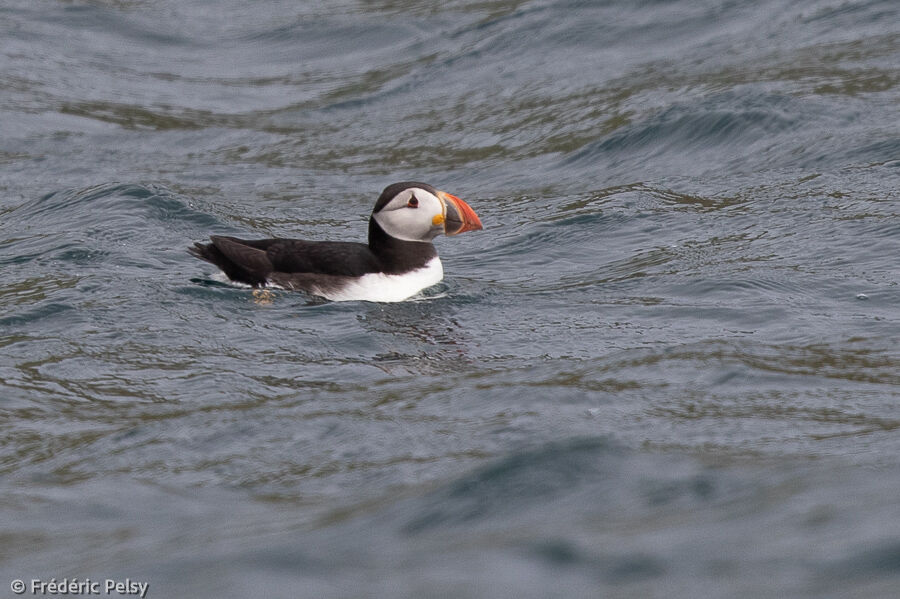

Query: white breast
left=315, top=257, right=444, bottom=303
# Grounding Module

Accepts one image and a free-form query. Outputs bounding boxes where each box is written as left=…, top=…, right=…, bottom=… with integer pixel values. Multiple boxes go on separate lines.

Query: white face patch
left=372, top=187, right=445, bottom=242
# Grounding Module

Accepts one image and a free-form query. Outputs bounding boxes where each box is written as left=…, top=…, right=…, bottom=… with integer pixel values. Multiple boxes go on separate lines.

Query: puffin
left=188, top=182, right=483, bottom=302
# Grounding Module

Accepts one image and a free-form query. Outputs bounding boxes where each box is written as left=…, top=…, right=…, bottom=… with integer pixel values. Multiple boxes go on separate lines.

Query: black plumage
left=188, top=181, right=480, bottom=300
left=188, top=223, right=437, bottom=289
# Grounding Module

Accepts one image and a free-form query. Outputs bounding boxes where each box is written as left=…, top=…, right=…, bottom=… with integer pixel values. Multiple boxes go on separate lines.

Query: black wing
left=264, top=239, right=380, bottom=277
left=189, top=236, right=380, bottom=286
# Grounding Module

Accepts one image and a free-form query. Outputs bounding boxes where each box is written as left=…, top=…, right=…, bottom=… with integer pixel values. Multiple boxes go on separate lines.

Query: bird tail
left=187, top=241, right=218, bottom=264
left=187, top=237, right=270, bottom=287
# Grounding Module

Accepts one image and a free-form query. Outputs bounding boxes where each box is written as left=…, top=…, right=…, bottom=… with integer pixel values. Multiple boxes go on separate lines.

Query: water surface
left=1, top=0, right=899, bottom=597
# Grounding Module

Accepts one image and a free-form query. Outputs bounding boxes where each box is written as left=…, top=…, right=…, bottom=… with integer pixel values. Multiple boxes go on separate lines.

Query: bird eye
left=407, top=194, right=419, bottom=208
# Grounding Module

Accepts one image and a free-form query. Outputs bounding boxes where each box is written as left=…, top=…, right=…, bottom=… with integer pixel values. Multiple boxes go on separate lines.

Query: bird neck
left=368, top=218, right=437, bottom=273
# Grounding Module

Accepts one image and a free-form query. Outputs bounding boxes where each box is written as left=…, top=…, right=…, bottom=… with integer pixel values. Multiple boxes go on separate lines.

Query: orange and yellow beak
left=436, top=191, right=483, bottom=236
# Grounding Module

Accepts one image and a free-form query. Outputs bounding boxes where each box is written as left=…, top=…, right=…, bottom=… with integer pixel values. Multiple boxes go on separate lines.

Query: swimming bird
left=188, top=182, right=483, bottom=302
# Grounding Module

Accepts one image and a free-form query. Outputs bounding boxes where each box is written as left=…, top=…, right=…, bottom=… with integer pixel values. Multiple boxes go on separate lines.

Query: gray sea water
left=2, top=0, right=899, bottom=597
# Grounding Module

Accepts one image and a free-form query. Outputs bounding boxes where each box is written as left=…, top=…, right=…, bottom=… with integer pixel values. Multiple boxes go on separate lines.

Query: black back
left=188, top=182, right=442, bottom=287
